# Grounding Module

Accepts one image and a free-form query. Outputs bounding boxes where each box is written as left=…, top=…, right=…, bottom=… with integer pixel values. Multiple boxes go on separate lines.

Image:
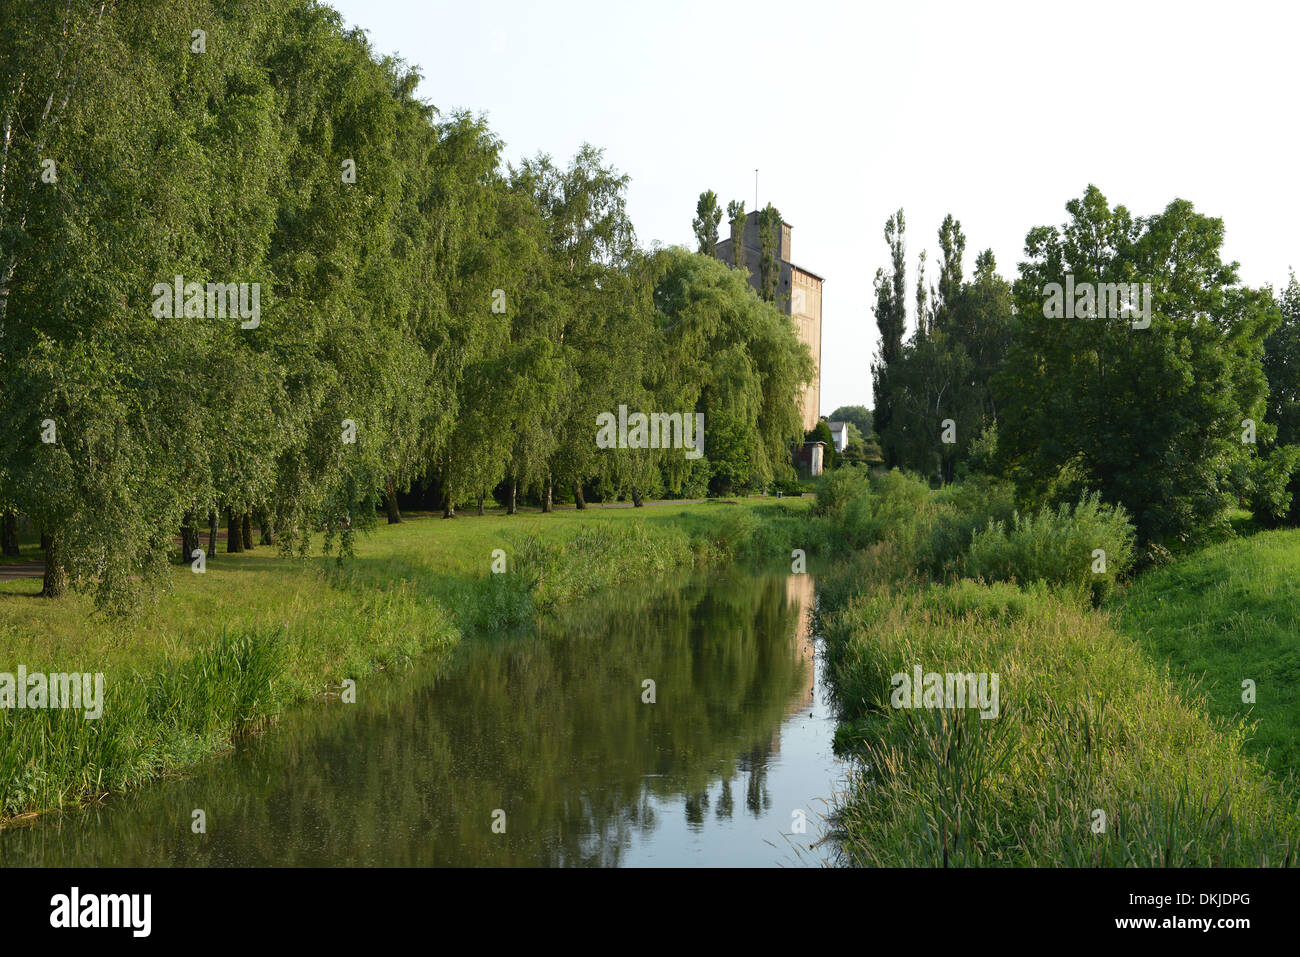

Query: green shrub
left=1246, top=445, right=1300, bottom=528
left=812, top=465, right=871, bottom=518
left=771, top=478, right=804, bottom=497
left=815, top=470, right=1021, bottom=578
left=917, top=477, right=1017, bottom=577
left=965, top=493, right=1136, bottom=601
left=837, top=470, right=933, bottom=555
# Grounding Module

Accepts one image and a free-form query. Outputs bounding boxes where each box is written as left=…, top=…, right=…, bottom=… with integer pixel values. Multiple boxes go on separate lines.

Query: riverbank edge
left=1110, top=527, right=1300, bottom=777
left=1, top=500, right=809, bottom=827
left=814, top=533, right=1300, bottom=866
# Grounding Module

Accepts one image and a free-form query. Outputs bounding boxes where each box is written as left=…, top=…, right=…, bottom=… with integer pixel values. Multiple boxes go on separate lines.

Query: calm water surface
left=1, top=570, right=845, bottom=867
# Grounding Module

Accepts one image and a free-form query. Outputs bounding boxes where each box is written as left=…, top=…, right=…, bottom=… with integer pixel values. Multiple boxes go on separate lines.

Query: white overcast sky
left=328, top=0, right=1300, bottom=416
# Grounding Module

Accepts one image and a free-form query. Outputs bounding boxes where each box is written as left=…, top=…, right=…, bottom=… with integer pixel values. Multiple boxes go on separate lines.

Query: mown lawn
left=1112, top=527, right=1300, bottom=778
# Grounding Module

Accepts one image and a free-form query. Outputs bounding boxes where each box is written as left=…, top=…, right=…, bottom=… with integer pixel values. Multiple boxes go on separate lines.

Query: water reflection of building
left=784, top=574, right=816, bottom=715
left=722, top=576, right=818, bottom=822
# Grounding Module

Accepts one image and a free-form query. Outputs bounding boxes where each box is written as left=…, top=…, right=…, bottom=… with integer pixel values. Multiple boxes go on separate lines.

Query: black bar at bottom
left=0, top=866, right=1286, bottom=943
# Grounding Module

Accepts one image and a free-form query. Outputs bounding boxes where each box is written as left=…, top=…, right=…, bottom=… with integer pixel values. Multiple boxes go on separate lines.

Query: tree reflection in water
left=1, top=570, right=836, bottom=867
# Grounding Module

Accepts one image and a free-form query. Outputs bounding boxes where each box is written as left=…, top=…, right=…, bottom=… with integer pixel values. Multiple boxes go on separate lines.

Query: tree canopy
left=0, top=0, right=813, bottom=612
left=866, top=186, right=1293, bottom=546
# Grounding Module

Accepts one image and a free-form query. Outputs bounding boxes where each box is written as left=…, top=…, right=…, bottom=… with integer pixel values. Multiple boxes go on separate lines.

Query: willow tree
left=541, top=146, right=639, bottom=509
left=0, top=0, right=240, bottom=608
left=436, top=117, right=546, bottom=517
left=650, top=248, right=811, bottom=495
left=256, top=8, right=444, bottom=556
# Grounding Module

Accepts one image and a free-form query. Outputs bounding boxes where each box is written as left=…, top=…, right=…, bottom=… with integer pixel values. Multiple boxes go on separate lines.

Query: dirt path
left=0, top=561, right=44, bottom=581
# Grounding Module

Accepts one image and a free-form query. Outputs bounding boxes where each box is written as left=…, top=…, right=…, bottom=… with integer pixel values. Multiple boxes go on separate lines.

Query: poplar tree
left=871, top=210, right=907, bottom=465
left=726, top=200, right=746, bottom=270
left=757, top=203, right=782, bottom=304
left=692, top=190, right=722, bottom=254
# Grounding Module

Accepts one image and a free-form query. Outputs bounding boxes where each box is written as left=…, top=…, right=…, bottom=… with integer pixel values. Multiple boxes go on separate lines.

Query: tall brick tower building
left=712, top=210, right=823, bottom=431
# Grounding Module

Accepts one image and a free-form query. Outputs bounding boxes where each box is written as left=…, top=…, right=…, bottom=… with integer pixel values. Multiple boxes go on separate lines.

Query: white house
left=827, top=420, right=849, bottom=453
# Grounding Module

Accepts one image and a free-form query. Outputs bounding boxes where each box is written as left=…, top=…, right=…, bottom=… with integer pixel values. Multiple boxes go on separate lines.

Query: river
left=0, top=569, right=845, bottom=867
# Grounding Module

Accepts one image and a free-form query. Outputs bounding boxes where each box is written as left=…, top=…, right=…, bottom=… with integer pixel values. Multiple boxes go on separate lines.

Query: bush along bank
left=813, top=467, right=1300, bottom=866
left=0, top=501, right=808, bottom=824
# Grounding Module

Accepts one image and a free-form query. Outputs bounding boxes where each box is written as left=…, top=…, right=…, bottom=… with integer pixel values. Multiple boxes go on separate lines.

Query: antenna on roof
left=754, top=169, right=758, bottom=210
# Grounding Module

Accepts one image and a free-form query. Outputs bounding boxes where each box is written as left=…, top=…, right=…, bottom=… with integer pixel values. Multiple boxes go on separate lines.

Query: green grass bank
left=0, top=498, right=809, bottom=824
left=1112, top=528, right=1300, bottom=778
left=815, top=469, right=1300, bottom=867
